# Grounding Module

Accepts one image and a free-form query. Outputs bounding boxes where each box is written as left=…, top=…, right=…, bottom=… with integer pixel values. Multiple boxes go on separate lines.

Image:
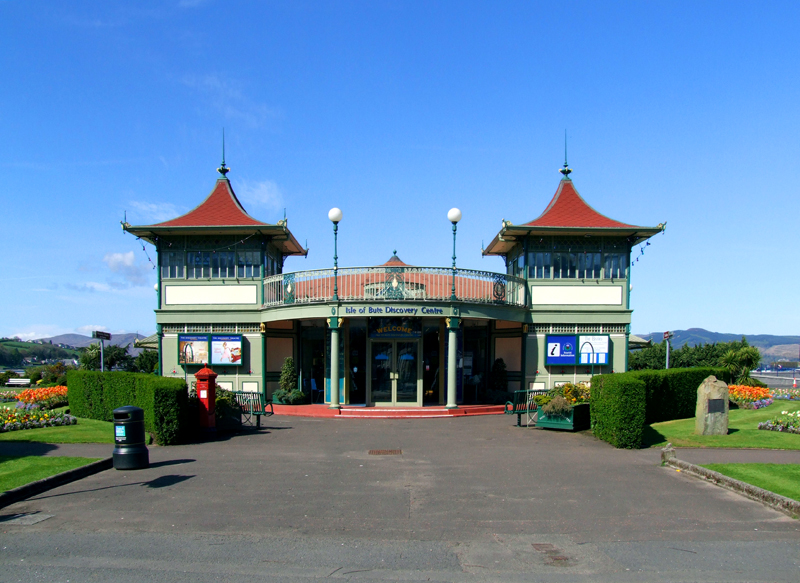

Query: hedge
left=591, top=367, right=730, bottom=448
left=591, top=374, right=646, bottom=448
left=66, top=371, right=190, bottom=445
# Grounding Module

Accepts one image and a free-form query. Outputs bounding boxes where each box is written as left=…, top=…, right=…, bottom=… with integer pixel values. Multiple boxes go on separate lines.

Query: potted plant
left=272, top=357, right=306, bottom=405
left=536, top=382, right=591, bottom=431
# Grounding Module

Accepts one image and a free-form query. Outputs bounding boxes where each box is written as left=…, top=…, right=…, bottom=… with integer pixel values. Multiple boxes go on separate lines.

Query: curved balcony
left=263, top=266, right=526, bottom=308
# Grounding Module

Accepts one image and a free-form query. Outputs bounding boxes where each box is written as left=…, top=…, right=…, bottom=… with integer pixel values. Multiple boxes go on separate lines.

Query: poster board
left=211, top=334, right=243, bottom=366
left=178, top=334, right=209, bottom=365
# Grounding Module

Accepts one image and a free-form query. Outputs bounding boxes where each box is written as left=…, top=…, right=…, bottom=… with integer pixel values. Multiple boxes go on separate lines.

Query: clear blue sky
left=3, top=0, right=799, bottom=340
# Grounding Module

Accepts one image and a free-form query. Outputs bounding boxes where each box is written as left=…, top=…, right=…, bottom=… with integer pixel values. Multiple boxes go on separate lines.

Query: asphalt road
left=1, top=414, right=799, bottom=582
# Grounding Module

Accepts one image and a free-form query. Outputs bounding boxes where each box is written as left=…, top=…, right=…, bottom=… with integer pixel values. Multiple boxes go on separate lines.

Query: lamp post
left=447, top=208, right=461, bottom=301
left=328, top=208, right=343, bottom=301
left=328, top=208, right=343, bottom=409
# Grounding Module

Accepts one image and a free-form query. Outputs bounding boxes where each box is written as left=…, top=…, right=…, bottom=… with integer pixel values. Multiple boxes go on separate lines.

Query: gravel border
left=0, top=457, right=112, bottom=509
left=661, top=444, right=800, bottom=519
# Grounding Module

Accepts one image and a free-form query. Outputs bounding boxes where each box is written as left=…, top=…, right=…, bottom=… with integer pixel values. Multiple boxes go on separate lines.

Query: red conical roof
left=154, top=179, right=269, bottom=228
left=524, top=178, right=639, bottom=229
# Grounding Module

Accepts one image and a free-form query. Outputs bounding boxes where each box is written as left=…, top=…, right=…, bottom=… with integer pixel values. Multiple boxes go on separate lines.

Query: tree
left=279, top=357, right=297, bottom=392
left=721, top=346, right=761, bottom=385
left=133, top=350, right=159, bottom=374
left=80, top=344, right=101, bottom=370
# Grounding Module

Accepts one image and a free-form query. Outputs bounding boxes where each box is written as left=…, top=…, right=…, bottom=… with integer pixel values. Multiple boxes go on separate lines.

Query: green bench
left=504, top=388, right=548, bottom=427
left=232, top=391, right=273, bottom=428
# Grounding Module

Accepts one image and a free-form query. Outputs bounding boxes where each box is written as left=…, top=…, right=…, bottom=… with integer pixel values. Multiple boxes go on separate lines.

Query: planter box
left=537, top=403, right=590, bottom=431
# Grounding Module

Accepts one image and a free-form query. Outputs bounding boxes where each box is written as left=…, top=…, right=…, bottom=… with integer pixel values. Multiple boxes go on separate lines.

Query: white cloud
left=181, top=74, right=281, bottom=129
left=129, top=201, right=183, bottom=223
left=104, top=252, right=151, bottom=287
left=66, top=281, right=115, bottom=293
left=237, top=179, right=284, bottom=212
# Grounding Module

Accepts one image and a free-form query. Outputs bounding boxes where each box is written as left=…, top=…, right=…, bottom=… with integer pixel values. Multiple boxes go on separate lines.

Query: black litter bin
left=112, top=406, right=149, bottom=470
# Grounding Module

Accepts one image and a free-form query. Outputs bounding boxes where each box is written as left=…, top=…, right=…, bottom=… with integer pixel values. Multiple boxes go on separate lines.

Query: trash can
left=112, top=405, right=149, bottom=470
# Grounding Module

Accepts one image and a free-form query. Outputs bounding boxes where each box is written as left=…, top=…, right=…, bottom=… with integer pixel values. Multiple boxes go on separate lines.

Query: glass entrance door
left=369, top=340, right=420, bottom=405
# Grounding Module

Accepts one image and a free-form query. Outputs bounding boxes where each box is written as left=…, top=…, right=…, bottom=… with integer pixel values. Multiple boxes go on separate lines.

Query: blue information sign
left=546, top=335, right=578, bottom=365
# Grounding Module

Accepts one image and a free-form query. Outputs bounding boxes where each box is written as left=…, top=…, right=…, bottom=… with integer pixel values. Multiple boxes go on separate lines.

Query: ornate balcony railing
left=263, top=266, right=526, bottom=308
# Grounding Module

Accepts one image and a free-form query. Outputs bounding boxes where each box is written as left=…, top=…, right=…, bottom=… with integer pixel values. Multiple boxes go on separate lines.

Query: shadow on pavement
left=144, top=475, right=195, bottom=489
left=149, top=459, right=196, bottom=469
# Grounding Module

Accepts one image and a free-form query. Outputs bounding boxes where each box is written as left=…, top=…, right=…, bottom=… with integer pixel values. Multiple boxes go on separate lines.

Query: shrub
left=591, top=374, right=646, bottom=449
left=541, top=395, right=571, bottom=417
left=279, top=357, right=297, bottom=392
left=272, top=388, right=306, bottom=405
left=66, top=370, right=189, bottom=445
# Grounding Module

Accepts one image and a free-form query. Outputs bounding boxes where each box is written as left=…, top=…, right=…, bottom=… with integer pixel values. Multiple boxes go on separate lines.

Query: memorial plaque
left=707, top=398, right=725, bottom=414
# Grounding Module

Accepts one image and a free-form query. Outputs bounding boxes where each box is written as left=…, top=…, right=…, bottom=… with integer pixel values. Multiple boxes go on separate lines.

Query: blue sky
left=3, top=0, right=799, bottom=340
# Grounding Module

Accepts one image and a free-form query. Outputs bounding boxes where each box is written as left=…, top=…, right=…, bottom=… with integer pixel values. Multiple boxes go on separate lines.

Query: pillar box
left=194, top=364, right=217, bottom=431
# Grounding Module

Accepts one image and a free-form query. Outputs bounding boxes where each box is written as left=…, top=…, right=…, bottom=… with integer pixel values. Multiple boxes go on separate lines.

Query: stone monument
left=695, top=375, right=729, bottom=435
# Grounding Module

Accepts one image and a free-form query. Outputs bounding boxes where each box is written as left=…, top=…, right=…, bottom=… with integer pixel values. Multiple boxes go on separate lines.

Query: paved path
left=1, top=415, right=799, bottom=582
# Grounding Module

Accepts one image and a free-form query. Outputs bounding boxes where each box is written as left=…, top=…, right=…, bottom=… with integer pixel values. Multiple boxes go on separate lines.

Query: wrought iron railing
left=263, top=266, right=526, bottom=308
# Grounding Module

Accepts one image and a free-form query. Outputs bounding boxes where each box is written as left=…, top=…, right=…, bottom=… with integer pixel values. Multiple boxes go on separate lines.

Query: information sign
left=578, top=335, right=609, bottom=364
left=546, top=335, right=578, bottom=365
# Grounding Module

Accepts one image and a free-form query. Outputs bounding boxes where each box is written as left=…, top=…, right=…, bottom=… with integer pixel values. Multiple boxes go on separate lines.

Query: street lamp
left=448, top=208, right=462, bottom=301
left=328, top=207, right=343, bottom=301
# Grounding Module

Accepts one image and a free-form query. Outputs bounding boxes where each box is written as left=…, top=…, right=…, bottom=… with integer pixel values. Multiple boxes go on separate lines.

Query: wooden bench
left=504, top=388, right=548, bottom=427
left=6, top=378, right=31, bottom=387
left=232, top=391, right=273, bottom=428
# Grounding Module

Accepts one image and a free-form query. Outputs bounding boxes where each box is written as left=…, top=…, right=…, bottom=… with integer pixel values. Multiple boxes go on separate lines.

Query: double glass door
left=369, top=340, right=420, bottom=406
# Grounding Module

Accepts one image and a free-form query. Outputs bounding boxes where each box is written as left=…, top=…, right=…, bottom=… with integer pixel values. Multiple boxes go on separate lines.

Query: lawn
left=700, top=463, right=800, bottom=502
left=644, top=401, right=800, bottom=449
left=0, top=417, right=114, bottom=444
left=0, top=455, right=101, bottom=491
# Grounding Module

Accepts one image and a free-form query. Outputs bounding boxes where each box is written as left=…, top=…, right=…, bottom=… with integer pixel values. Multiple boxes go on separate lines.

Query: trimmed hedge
left=591, top=367, right=731, bottom=448
left=67, top=371, right=190, bottom=445
left=591, top=375, right=646, bottom=448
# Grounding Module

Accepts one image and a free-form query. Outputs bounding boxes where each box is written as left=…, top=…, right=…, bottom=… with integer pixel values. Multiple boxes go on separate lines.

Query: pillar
left=329, top=317, right=341, bottom=409
left=446, top=317, right=459, bottom=409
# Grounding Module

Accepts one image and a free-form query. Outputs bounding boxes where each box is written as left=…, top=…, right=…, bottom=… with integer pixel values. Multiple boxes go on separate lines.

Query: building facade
left=124, top=161, right=663, bottom=407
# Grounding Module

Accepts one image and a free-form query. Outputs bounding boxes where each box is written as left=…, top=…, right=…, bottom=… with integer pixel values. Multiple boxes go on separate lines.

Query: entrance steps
left=269, top=403, right=506, bottom=419
left=337, top=404, right=506, bottom=419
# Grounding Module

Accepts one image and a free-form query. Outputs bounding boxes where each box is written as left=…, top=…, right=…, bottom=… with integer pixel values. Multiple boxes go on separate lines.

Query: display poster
left=178, top=334, right=209, bottom=365
left=211, top=334, right=243, bottom=365
left=546, top=335, right=578, bottom=365
left=578, top=335, right=609, bottom=364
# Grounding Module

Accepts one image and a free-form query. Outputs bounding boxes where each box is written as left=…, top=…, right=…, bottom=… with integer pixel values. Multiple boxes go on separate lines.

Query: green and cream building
left=124, top=161, right=662, bottom=408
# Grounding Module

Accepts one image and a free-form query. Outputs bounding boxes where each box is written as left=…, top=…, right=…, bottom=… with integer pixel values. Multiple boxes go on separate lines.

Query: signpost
left=664, top=331, right=673, bottom=369
left=92, top=331, right=112, bottom=372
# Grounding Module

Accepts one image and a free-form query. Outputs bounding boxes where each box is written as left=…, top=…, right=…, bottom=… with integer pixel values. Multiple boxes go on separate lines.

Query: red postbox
left=194, top=364, right=217, bottom=430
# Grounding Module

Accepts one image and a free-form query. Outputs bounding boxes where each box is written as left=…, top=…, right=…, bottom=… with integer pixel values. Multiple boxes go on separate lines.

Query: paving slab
left=1, top=414, right=799, bottom=582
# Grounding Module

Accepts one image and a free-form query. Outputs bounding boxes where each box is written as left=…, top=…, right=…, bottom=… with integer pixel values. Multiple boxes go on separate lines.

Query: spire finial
left=217, top=128, right=230, bottom=177
left=559, top=129, right=572, bottom=178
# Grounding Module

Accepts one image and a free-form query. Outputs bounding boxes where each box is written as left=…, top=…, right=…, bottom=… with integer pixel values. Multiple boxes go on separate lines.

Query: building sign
left=211, top=335, right=243, bottom=366
left=178, top=334, right=209, bottom=365
left=344, top=305, right=445, bottom=316
left=578, top=335, right=609, bottom=364
left=369, top=317, right=422, bottom=339
left=546, top=335, right=577, bottom=365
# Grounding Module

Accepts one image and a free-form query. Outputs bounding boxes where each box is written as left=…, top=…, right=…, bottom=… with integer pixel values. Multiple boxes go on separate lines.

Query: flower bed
left=758, top=410, right=800, bottom=435
left=728, top=385, right=773, bottom=409
left=17, top=385, right=68, bottom=409
left=0, top=405, right=77, bottom=432
left=773, top=388, right=800, bottom=401
left=0, top=390, right=19, bottom=402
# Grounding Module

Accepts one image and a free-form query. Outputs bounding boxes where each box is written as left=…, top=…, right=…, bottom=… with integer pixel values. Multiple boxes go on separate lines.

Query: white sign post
left=664, top=331, right=673, bottom=369
left=92, top=331, right=112, bottom=372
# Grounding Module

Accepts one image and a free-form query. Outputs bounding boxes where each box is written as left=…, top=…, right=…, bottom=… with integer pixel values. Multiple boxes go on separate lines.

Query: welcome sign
left=369, top=317, right=422, bottom=339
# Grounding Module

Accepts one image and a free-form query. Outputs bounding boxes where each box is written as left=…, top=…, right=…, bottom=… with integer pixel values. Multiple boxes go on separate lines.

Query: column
left=156, top=323, right=163, bottom=377
left=329, top=317, right=340, bottom=409
left=446, top=317, right=459, bottom=409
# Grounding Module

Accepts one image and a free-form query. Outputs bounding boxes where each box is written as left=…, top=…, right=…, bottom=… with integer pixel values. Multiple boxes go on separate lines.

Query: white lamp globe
left=447, top=208, right=462, bottom=224
left=154, top=283, right=159, bottom=292
left=328, top=207, right=343, bottom=223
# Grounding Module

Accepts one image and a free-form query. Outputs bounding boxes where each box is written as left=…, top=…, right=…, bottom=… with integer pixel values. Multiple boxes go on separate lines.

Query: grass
left=0, top=417, right=114, bottom=444
left=700, top=463, right=800, bottom=502
left=644, top=401, right=800, bottom=449
left=0, top=455, right=101, bottom=491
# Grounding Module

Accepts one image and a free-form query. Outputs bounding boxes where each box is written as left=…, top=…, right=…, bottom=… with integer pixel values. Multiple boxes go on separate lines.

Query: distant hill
left=636, top=328, right=800, bottom=360
left=35, top=333, right=149, bottom=349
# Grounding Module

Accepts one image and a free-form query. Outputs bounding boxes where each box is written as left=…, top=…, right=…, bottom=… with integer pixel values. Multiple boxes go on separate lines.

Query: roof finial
left=217, top=128, right=230, bottom=177
left=559, top=129, right=572, bottom=179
